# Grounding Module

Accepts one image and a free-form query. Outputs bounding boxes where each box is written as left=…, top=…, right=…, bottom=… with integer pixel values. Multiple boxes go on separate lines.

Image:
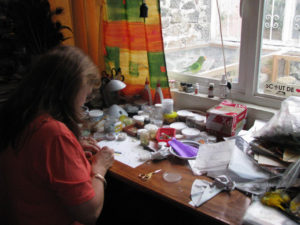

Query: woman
left=0, top=46, right=114, bottom=225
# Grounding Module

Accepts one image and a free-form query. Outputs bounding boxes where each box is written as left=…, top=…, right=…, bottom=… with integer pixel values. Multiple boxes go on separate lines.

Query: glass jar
left=139, top=129, right=150, bottom=146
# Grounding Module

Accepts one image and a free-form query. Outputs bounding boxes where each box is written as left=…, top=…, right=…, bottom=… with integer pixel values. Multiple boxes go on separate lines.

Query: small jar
left=186, top=114, right=196, bottom=128
left=145, top=124, right=158, bottom=139
left=180, top=82, right=186, bottom=92
left=133, top=115, right=144, bottom=128
left=186, top=83, right=194, bottom=93
left=139, top=129, right=150, bottom=146
left=169, top=79, right=176, bottom=89
left=208, top=83, right=214, bottom=98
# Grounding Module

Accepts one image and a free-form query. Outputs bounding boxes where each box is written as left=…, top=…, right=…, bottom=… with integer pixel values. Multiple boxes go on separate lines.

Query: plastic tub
left=156, top=127, right=176, bottom=146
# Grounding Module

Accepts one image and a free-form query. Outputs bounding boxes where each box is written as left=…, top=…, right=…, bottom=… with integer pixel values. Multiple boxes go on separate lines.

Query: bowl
left=169, top=140, right=200, bottom=159
left=176, top=110, right=194, bottom=121
left=181, top=127, right=201, bottom=139
left=170, top=122, right=187, bottom=134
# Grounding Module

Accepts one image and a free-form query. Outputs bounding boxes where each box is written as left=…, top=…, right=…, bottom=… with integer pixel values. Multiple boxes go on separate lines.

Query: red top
left=0, top=114, right=95, bottom=225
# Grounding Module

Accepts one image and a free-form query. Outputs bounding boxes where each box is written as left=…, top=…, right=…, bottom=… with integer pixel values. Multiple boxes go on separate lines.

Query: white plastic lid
left=144, top=124, right=158, bottom=131
left=163, top=172, right=182, bottom=183
left=89, top=109, right=103, bottom=117
left=133, top=115, right=144, bottom=122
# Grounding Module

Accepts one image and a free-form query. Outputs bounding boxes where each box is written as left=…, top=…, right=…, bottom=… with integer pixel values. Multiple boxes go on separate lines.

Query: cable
left=216, top=0, right=227, bottom=79
left=216, top=0, right=233, bottom=102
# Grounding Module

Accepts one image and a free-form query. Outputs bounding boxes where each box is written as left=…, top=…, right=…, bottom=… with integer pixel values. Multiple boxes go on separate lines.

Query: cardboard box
left=206, top=100, right=247, bottom=137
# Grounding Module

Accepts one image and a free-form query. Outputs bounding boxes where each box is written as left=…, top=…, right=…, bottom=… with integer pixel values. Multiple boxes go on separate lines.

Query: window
left=160, top=0, right=300, bottom=109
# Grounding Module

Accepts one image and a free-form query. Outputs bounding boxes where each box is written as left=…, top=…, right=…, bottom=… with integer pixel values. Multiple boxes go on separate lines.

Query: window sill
left=171, top=89, right=277, bottom=129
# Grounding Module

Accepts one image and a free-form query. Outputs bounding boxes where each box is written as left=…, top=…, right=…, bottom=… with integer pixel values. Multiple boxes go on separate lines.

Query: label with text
left=264, top=82, right=300, bottom=97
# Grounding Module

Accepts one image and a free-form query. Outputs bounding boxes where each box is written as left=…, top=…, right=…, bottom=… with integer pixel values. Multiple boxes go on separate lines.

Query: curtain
left=49, top=0, right=170, bottom=100
left=48, top=0, right=105, bottom=71
left=102, top=0, right=171, bottom=99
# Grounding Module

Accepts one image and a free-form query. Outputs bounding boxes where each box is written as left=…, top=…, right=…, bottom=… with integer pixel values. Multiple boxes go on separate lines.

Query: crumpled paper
left=139, top=147, right=170, bottom=161
left=189, top=179, right=222, bottom=207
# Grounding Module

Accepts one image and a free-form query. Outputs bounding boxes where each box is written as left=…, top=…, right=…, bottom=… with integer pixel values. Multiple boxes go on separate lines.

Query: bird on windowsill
left=182, top=56, right=206, bottom=74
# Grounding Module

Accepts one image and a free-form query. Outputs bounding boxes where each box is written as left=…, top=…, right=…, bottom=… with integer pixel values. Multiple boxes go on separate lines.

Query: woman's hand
left=91, top=146, right=114, bottom=176
left=80, top=137, right=101, bottom=159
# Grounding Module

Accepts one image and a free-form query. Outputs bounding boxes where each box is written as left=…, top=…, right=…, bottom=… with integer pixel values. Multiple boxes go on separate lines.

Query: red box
left=206, top=100, right=247, bottom=137
left=156, top=128, right=176, bottom=146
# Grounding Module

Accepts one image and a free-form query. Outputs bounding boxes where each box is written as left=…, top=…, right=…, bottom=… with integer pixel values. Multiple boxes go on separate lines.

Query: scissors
left=138, top=169, right=162, bottom=181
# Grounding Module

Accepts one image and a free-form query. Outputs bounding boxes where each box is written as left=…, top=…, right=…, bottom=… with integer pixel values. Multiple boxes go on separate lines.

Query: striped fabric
left=102, top=0, right=171, bottom=99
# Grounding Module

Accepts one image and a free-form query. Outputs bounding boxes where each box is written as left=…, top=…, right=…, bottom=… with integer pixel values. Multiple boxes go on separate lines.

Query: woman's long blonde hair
left=0, top=45, right=100, bottom=152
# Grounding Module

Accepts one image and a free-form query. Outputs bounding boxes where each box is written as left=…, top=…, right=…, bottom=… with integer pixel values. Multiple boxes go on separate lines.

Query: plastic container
left=156, top=128, right=176, bottom=146
left=89, top=109, right=103, bottom=122
left=133, top=115, right=144, bottom=128
left=144, top=124, right=159, bottom=139
left=163, top=111, right=178, bottom=125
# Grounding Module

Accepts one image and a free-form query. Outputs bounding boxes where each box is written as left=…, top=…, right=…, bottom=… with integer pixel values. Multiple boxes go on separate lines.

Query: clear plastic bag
left=255, top=96, right=300, bottom=138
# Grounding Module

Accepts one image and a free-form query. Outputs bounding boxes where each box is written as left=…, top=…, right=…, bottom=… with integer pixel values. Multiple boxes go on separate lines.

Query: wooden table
left=108, top=155, right=251, bottom=225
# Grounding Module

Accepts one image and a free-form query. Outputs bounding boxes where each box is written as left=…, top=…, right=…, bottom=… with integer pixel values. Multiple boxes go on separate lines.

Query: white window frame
left=168, top=0, right=285, bottom=109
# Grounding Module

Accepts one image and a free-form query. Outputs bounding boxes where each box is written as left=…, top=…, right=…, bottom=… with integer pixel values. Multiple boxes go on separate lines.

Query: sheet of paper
left=189, top=139, right=234, bottom=174
left=255, top=154, right=286, bottom=167
left=97, top=136, right=149, bottom=168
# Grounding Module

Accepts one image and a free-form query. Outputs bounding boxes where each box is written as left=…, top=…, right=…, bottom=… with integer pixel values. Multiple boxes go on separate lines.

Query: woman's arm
left=67, top=146, right=114, bottom=224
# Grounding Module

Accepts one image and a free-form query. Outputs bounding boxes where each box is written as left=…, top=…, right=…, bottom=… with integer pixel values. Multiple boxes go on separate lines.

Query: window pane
left=160, top=0, right=241, bottom=83
left=258, top=0, right=300, bottom=98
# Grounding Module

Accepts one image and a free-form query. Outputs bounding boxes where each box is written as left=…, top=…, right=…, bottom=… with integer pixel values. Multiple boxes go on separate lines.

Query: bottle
left=186, top=83, right=194, bottom=93
left=179, top=82, right=186, bottom=92
left=141, top=78, right=152, bottom=105
left=194, top=83, right=199, bottom=94
left=208, top=83, right=214, bottom=98
left=219, top=75, right=228, bottom=99
left=154, top=80, right=164, bottom=104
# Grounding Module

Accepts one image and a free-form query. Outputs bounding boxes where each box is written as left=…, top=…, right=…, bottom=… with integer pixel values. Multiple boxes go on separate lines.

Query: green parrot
left=183, top=56, right=206, bottom=73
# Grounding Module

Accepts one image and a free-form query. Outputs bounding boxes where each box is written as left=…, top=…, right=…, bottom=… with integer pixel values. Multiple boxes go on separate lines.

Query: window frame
left=166, top=0, right=285, bottom=109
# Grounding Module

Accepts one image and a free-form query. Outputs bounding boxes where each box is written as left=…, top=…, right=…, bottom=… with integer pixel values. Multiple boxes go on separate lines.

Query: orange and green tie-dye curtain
left=102, top=0, right=171, bottom=100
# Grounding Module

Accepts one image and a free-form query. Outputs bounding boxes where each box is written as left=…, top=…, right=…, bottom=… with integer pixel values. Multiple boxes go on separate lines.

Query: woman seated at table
left=0, top=46, right=114, bottom=225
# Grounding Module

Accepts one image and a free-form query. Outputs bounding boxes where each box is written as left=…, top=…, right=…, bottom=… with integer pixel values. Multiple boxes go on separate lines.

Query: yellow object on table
left=261, top=189, right=291, bottom=211
left=163, top=111, right=178, bottom=124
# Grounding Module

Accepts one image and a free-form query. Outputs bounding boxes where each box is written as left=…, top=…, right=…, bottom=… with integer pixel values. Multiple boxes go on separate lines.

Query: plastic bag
left=254, top=96, right=300, bottom=138
left=276, top=157, right=300, bottom=189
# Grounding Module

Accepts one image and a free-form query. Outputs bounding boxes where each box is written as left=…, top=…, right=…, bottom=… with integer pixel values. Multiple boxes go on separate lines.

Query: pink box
left=206, top=100, right=247, bottom=137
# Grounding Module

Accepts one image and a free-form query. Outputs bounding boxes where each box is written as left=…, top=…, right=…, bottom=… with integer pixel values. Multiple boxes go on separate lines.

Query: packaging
left=206, top=100, right=247, bottom=137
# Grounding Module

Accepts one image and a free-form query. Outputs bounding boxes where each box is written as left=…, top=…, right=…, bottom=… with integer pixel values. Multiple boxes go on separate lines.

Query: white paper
left=191, top=140, right=234, bottom=174
left=97, top=136, right=149, bottom=168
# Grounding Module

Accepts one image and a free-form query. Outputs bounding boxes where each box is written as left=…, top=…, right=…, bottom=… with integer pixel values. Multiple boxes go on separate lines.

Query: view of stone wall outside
left=160, top=0, right=211, bottom=50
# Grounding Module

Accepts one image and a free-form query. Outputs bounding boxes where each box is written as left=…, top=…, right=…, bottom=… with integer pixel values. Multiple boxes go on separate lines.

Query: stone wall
left=160, top=0, right=211, bottom=50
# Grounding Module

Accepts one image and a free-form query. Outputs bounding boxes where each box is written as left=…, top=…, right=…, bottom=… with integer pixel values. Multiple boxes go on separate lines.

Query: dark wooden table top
left=108, top=155, right=251, bottom=225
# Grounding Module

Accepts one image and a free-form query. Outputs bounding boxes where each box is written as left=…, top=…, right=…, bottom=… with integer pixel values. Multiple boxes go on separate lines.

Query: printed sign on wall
left=264, top=82, right=300, bottom=97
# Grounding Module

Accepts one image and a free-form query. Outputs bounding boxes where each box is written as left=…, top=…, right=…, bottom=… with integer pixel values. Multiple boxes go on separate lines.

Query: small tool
left=139, top=169, right=162, bottom=181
